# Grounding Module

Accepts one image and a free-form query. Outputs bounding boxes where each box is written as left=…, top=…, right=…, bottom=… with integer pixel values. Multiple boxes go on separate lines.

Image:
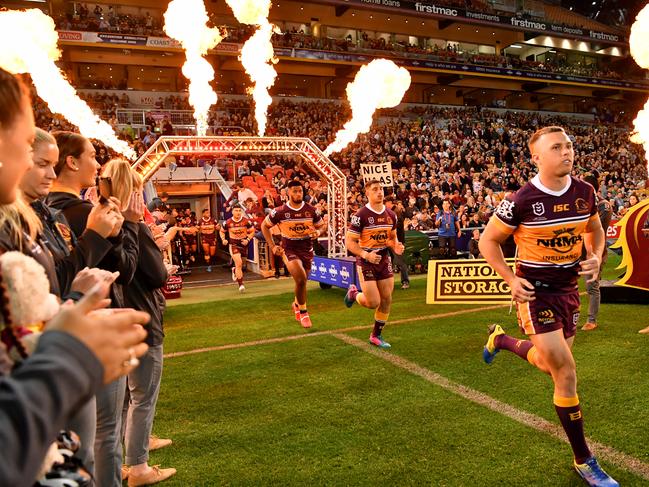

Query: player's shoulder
left=571, top=176, right=596, bottom=196
left=384, top=207, right=398, bottom=221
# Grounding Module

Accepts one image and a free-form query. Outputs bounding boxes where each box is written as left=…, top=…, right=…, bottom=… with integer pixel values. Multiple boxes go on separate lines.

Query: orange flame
left=324, top=59, right=411, bottom=156
left=630, top=3, right=649, bottom=173
left=0, top=9, right=135, bottom=159
left=164, top=0, right=223, bottom=136
left=225, top=0, right=278, bottom=136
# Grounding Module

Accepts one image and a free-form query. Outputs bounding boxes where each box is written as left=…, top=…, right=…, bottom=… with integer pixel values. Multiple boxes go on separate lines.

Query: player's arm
left=579, top=216, right=605, bottom=283
left=219, top=225, right=227, bottom=245
left=479, top=220, right=534, bottom=302
left=244, top=222, right=255, bottom=244
left=311, top=219, right=326, bottom=239
left=261, top=216, right=282, bottom=255
left=346, top=231, right=381, bottom=264
left=386, top=229, right=404, bottom=255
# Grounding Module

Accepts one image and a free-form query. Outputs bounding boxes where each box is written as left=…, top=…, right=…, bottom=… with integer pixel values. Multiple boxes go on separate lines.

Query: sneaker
left=239, top=284, right=245, bottom=293
left=128, top=466, right=177, bottom=487
left=574, top=457, right=619, bottom=487
left=581, top=322, right=598, bottom=331
left=300, top=313, right=312, bottom=329
left=149, top=435, right=172, bottom=451
left=275, top=271, right=280, bottom=279
left=483, top=324, right=505, bottom=364
left=344, top=284, right=358, bottom=308
left=232, top=267, right=237, bottom=281
left=369, top=334, right=391, bottom=349
left=206, top=266, right=212, bottom=273
left=292, top=302, right=300, bottom=321
left=401, top=282, right=410, bottom=290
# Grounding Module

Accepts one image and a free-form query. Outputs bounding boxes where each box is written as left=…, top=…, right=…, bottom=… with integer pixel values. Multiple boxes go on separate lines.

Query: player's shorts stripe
left=518, top=301, right=535, bottom=335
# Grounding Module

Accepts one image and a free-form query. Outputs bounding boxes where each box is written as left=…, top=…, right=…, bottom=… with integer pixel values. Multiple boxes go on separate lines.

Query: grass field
left=147, top=253, right=649, bottom=486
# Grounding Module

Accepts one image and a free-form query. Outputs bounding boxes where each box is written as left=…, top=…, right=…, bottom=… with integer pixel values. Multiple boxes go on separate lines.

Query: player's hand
left=362, top=250, right=381, bottom=264
left=309, top=230, right=320, bottom=240
left=222, top=239, right=228, bottom=245
left=242, top=238, right=249, bottom=246
left=393, top=242, right=405, bottom=255
left=579, top=253, right=601, bottom=284
left=509, top=276, right=535, bottom=303
left=272, top=244, right=284, bottom=256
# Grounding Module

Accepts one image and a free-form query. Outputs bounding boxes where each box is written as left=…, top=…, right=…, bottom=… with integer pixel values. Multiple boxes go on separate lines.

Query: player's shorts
left=229, top=241, right=247, bottom=255
left=283, top=247, right=314, bottom=270
left=357, top=251, right=393, bottom=282
left=184, top=233, right=197, bottom=245
left=202, top=234, right=216, bottom=246
left=516, top=290, right=580, bottom=339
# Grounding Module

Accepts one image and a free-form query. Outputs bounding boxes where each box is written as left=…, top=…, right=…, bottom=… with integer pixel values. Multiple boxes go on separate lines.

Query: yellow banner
left=426, top=259, right=516, bottom=305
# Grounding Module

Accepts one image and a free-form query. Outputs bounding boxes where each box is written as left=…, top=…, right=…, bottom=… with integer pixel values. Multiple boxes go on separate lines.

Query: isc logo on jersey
left=536, top=226, right=583, bottom=255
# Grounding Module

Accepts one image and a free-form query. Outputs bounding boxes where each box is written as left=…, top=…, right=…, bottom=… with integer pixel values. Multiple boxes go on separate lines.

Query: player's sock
left=554, top=395, right=591, bottom=464
left=237, top=278, right=243, bottom=285
left=495, top=334, right=535, bottom=363
left=372, top=311, right=389, bottom=337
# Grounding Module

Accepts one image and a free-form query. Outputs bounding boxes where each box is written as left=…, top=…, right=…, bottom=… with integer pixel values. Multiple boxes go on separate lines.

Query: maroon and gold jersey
left=268, top=202, right=323, bottom=251
left=348, top=204, right=397, bottom=254
left=491, top=175, right=598, bottom=292
left=224, top=217, right=254, bottom=245
left=199, top=217, right=218, bottom=235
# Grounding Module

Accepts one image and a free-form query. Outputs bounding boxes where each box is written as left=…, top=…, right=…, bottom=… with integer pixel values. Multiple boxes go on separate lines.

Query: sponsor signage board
left=426, top=258, right=516, bottom=304
left=309, top=256, right=359, bottom=289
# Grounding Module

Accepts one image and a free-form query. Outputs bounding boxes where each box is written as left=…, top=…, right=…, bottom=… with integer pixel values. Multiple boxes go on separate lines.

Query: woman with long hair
left=47, top=138, right=144, bottom=487
left=121, top=168, right=176, bottom=486
left=0, top=67, right=148, bottom=487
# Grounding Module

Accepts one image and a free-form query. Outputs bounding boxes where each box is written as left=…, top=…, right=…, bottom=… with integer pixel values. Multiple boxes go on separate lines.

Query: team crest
left=532, top=202, right=545, bottom=216
left=368, top=217, right=375, bottom=224
left=55, top=222, right=74, bottom=251
left=575, top=198, right=590, bottom=214
left=285, top=213, right=291, bottom=218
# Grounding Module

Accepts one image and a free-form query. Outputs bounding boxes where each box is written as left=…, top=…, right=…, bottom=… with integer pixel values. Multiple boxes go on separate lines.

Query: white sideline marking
left=163, top=304, right=507, bottom=359
left=333, top=333, right=649, bottom=482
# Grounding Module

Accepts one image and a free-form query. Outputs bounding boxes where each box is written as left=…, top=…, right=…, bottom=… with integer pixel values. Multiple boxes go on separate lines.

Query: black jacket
left=0, top=332, right=102, bottom=487
left=46, top=191, right=139, bottom=307
left=124, top=223, right=168, bottom=347
left=31, top=200, right=113, bottom=297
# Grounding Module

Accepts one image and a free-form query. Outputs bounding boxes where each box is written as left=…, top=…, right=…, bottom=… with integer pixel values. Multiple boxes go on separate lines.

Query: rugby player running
left=344, top=180, right=404, bottom=349
left=261, top=180, right=326, bottom=328
left=479, top=126, right=617, bottom=487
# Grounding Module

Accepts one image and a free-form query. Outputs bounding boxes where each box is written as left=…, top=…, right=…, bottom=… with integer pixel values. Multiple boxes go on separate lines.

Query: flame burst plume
left=164, top=0, right=223, bottom=136
left=0, top=9, right=135, bottom=159
left=225, top=0, right=278, bottom=136
left=324, top=59, right=411, bottom=156
left=629, top=3, right=649, bottom=174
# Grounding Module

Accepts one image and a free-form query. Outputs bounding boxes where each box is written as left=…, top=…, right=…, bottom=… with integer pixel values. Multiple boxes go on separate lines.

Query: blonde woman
left=122, top=169, right=176, bottom=486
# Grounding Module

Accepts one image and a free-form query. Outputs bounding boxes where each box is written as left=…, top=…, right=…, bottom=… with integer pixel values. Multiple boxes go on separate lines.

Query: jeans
left=94, top=376, right=126, bottom=487
left=392, top=251, right=409, bottom=283
left=66, top=397, right=96, bottom=482
left=438, top=236, right=457, bottom=258
left=586, top=278, right=600, bottom=323
left=124, top=345, right=163, bottom=466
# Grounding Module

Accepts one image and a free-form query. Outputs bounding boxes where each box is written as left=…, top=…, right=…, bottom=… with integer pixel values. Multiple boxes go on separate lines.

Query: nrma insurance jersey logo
left=536, top=226, right=583, bottom=254
left=369, top=232, right=388, bottom=244
left=289, top=223, right=310, bottom=234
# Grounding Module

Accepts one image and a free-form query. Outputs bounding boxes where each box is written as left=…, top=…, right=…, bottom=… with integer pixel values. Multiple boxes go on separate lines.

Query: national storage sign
left=426, top=259, right=516, bottom=304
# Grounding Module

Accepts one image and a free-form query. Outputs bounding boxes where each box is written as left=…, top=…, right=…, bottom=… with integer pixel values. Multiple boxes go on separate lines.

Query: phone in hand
left=97, top=176, right=113, bottom=205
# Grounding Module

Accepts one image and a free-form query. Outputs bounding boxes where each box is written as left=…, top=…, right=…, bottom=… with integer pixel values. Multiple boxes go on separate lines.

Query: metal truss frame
left=132, top=136, right=348, bottom=258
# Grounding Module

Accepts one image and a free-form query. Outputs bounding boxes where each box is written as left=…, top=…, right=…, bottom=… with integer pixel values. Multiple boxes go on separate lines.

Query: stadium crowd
left=55, top=6, right=636, bottom=83
left=30, top=89, right=647, bottom=238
